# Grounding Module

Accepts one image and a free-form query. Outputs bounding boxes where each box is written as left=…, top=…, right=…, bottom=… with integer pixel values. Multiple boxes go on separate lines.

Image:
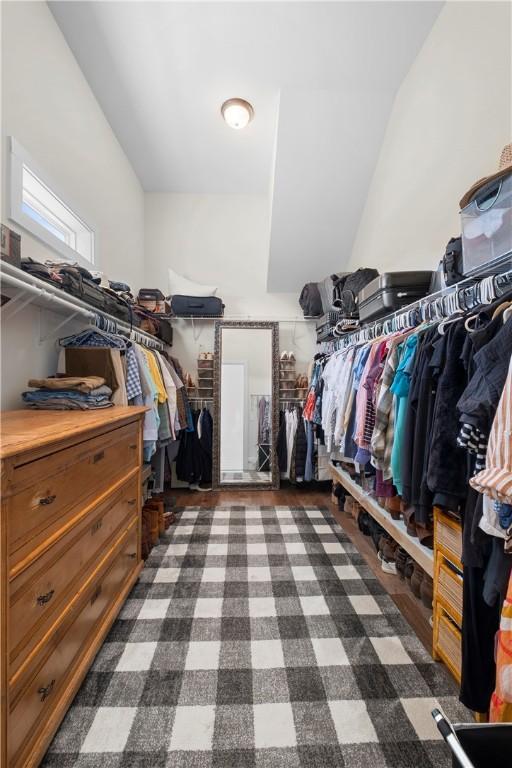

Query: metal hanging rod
left=323, top=266, right=512, bottom=353
left=172, top=316, right=317, bottom=323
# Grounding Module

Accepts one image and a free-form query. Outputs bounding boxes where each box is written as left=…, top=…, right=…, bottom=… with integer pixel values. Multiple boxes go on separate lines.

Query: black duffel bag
left=332, top=268, right=379, bottom=318
left=299, top=283, right=323, bottom=317
left=170, top=295, right=224, bottom=318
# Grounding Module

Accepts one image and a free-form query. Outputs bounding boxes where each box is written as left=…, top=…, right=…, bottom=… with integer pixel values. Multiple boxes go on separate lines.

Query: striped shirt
left=471, top=354, right=512, bottom=503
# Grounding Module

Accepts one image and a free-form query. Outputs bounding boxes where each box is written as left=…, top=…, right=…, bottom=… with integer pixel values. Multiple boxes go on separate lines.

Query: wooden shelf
left=329, top=462, right=434, bottom=577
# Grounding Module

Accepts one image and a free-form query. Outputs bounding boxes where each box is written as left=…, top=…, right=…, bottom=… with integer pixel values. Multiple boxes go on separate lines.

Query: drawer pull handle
left=38, top=679, right=55, bottom=702
left=93, top=450, right=105, bottom=463
left=91, top=519, right=103, bottom=535
left=39, top=495, right=56, bottom=506
left=36, top=589, right=55, bottom=606
left=127, top=499, right=137, bottom=506
left=129, top=443, right=137, bottom=450
left=128, top=552, right=137, bottom=559
left=90, top=585, right=102, bottom=605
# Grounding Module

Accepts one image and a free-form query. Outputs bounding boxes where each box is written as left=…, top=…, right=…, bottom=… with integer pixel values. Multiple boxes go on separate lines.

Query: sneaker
left=381, top=558, right=398, bottom=575
left=280, top=351, right=289, bottom=361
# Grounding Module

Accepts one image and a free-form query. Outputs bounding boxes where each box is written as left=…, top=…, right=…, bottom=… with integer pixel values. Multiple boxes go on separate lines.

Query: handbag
left=170, top=295, right=224, bottom=317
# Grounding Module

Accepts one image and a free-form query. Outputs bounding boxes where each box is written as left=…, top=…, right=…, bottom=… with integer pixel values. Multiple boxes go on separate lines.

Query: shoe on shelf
left=382, top=538, right=398, bottom=563
left=420, top=574, right=434, bottom=608
left=381, top=558, right=398, bottom=575
left=395, top=547, right=408, bottom=579
left=288, top=352, right=296, bottom=362
left=404, top=556, right=414, bottom=585
left=410, top=563, right=425, bottom=599
left=344, top=496, right=355, bottom=516
left=280, top=351, right=289, bottom=361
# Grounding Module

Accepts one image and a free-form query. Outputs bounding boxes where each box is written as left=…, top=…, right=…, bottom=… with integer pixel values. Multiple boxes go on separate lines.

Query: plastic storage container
left=358, top=271, right=433, bottom=323
left=461, top=172, right=512, bottom=276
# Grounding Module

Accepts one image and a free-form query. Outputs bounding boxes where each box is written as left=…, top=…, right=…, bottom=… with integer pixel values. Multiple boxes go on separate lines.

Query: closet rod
left=0, top=263, right=165, bottom=350
left=172, top=316, right=317, bottom=323
left=326, top=265, right=512, bottom=351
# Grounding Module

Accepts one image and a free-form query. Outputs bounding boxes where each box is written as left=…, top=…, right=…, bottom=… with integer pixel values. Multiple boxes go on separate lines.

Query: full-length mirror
left=213, top=321, right=279, bottom=489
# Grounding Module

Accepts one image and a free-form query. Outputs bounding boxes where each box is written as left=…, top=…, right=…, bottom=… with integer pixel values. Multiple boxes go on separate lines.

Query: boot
left=385, top=495, right=402, bottom=521
left=410, top=564, right=424, bottom=599
left=404, top=557, right=414, bottom=585
left=395, top=547, right=408, bottom=580
left=420, top=574, right=434, bottom=609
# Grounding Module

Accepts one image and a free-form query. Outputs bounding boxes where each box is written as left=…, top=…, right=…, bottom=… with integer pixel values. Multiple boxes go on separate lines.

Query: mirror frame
left=212, top=320, right=280, bottom=490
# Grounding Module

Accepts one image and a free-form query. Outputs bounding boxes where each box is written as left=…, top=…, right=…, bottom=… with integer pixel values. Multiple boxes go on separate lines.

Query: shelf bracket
left=39, top=309, right=83, bottom=343
left=0, top=289, right=35, bottom=321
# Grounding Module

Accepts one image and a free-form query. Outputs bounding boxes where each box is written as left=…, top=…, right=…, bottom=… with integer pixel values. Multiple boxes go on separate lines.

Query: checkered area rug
left=42, top=506, right=467, bottom=768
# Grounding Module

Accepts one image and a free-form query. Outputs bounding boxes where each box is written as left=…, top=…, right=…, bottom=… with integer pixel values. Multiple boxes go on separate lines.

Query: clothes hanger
left=438, top=291, right=464, bottom=335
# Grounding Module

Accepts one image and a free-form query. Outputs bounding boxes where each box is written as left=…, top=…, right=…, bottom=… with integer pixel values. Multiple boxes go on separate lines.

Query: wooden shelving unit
left=432, top=508, right=463, bottom=684
left=329, top=462, right=434, bottom=577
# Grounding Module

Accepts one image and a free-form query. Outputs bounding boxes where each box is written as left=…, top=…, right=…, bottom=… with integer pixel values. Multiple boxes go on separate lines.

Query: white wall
left=1, top=1, right=145, bottom=409
left=144, top=192, right=316, bottom=382
left=348, top=1, right=512, bottom=274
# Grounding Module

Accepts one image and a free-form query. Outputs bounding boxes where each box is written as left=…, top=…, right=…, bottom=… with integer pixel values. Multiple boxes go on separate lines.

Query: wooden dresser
left=0, top=407, right=147, bottom=767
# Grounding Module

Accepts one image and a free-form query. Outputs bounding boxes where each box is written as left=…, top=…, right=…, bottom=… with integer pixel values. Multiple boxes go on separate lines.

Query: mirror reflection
left=220, top=327, right=273, bottom=485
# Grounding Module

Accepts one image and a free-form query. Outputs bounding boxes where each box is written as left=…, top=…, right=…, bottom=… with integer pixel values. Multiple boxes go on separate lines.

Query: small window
left=8, top=138, right=96, bottom=267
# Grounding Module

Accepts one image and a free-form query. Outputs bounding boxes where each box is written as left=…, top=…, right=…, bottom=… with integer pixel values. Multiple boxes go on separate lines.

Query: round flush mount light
left=221, top=98, right=254, bottom=130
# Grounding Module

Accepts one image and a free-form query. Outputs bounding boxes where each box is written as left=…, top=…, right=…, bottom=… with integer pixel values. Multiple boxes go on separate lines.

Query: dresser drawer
left=433, top=604, right=462, bottom=684
left=9, top=521, right=139, bottom=766
left=8, top=422, right=139, bottom=569
left=9, top=473, right=139, bottom=674
left=436, top=558, right=463, bottom=628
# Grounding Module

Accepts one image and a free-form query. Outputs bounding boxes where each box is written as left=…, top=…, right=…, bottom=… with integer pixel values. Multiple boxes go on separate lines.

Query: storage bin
left=451, top=723, right=512, bottom=768
left=461, top=172, right=512, bottom=275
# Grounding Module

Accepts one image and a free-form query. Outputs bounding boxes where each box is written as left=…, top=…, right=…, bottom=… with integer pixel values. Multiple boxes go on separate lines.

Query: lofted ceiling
left=49, top=1, right=442, bottom=291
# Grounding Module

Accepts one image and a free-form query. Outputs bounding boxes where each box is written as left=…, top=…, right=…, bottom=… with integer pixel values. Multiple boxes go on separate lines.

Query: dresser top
left=0, top=406, right=147, bottom=459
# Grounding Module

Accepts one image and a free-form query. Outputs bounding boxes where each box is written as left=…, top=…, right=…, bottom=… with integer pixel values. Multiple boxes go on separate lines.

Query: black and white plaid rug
left=43, top=505, right=467, bottom=768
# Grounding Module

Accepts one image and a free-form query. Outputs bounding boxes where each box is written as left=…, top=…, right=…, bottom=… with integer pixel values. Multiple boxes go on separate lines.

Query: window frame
left=8, top=137, right=97, bottom=269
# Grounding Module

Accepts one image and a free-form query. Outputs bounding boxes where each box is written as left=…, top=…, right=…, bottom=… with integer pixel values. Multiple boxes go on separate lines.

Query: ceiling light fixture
left=221, top=98, right=254, bottom=130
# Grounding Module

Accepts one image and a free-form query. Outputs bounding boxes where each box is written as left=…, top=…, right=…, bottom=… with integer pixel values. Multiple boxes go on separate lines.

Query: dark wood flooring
left=171, top=484, right=433, bottom=653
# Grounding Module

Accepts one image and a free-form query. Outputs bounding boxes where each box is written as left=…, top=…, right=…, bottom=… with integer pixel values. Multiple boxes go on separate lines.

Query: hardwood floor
left=170, top=484, right=433, bottom=653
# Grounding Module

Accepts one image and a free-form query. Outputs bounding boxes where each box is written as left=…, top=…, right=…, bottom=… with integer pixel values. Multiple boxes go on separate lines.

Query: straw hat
left=460, top=142, right=512, bottom=210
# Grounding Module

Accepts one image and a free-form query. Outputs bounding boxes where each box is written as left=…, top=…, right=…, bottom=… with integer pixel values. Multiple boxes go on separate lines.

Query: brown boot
left=385, top=495, right=402, bottom=521
left=420, top=574, right=434, bottom=608
left=410, top=564, right=424, bottom=599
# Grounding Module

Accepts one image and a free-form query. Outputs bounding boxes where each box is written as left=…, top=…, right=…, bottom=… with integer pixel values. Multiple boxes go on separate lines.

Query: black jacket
left=426, top=321, right=468, bottom=511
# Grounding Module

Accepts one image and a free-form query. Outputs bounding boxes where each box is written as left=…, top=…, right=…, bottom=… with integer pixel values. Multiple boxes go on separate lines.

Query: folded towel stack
left=22, top=376, right=114, bottom=410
